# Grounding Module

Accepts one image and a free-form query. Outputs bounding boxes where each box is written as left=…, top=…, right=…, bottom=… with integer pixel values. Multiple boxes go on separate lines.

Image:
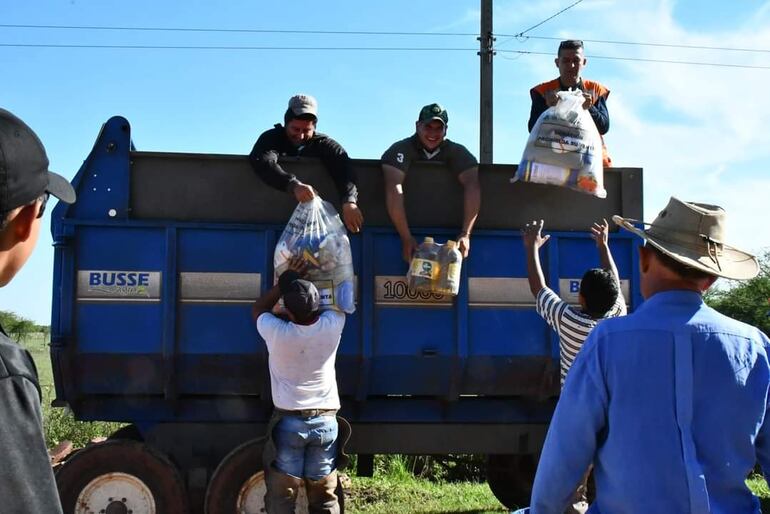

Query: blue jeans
left=273, top=414, right=338, bottom=480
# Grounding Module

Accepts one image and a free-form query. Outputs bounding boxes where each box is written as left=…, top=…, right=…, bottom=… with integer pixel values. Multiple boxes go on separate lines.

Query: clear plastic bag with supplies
left=513, top=89, right=606, bottom=198
left=273, top=197, right=356, bottom=314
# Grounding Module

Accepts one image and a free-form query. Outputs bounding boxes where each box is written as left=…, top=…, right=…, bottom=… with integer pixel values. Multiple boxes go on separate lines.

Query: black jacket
left=248, top=124, right=358, bottom=204
left=0, top=324, right=63, bottom=513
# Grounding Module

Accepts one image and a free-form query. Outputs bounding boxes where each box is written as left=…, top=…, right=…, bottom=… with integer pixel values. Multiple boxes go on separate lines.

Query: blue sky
left=2, top=0, right=769, bottom=323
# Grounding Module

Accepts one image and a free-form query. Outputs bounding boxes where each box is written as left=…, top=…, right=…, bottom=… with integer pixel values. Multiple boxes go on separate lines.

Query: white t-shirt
left=256, top=310, right=345, bottom=410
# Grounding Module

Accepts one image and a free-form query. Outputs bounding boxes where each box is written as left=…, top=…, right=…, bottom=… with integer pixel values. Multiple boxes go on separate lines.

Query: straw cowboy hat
left=612, top=196, right=758, bottom=280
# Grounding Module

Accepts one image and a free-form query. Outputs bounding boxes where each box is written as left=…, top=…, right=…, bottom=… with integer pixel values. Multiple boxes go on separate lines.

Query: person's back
left=258, top=309, right=344, bottom=411
left=585, top=294, right=770, bottom=513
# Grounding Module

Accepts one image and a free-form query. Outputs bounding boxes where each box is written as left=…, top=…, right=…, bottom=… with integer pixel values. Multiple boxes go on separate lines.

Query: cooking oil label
left=410, top=258, right=439, bottom=280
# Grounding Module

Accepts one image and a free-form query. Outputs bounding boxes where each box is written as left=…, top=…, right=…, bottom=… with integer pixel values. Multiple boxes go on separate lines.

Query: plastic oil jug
left=437, top=240, right=462, bottom=296
left=408, top=236, right=440, bottom=292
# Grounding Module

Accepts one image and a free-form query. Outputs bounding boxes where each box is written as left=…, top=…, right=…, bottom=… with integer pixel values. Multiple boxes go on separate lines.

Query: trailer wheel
left=486, top=454, right=538, bottom=510
left=205, top=438, right=345, bottom=514
left=55, top=440, right=188, bottom=514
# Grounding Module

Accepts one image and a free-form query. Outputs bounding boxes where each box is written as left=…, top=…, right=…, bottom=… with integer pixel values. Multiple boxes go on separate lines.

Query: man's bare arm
left=252, top=284, right=281, bottom=322
left=591, top=219, right=620, bottom=284
left=522, top=220, right=551, bottom=297
left=457, top=166, right=481, bottom=258
left=383, top=164, right=417, bottom=262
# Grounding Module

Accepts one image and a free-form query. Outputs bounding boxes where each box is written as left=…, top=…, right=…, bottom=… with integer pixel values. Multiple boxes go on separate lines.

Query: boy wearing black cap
left=381, top=103, right=481, bottom=262
left=248, top=94, right=364, bottom=233
left=0, top=109, right=76, bottom=513
left=252, top=256, right=346, bottom=514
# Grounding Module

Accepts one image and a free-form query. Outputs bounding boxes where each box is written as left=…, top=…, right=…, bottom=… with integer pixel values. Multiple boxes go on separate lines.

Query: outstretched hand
left=286, top=255, right=310, bottom=278
left=545, top=90, right=559, bottom=107
left=457, top=234, right=471, bottom=258
left=292, top=182, right=316, bottom=203
left=342, top=202, right=364, bottom=233
left=401, top=236, right=418, bottom=263
left=522, top=220, right=550, bottom=250
left=590, top=218, right=610, bottom=248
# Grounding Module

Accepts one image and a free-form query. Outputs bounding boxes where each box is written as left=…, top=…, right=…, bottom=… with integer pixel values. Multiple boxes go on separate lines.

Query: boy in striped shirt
left=521, top=218, right=625, bottom=513
left=523, top=218, right=626, bottom=385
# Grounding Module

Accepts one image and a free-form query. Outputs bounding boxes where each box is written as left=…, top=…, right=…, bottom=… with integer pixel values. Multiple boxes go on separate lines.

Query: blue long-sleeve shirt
left=531, top=290, right=770, bottom=514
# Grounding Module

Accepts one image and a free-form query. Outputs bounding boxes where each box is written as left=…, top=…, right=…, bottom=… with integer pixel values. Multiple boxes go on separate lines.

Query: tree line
left=0, top=310, right=50, bottom=343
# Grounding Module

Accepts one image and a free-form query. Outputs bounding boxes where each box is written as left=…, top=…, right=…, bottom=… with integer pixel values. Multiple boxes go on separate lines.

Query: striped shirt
left=536, top=286, right=626, bottom=386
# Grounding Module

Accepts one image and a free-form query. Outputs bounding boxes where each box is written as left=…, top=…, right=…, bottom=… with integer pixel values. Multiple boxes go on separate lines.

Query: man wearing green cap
left=381, top=103, right=480, bottom=262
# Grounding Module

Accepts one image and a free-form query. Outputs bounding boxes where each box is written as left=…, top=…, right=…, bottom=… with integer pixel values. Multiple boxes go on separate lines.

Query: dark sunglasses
left=36, top=193, right=50, bottom=219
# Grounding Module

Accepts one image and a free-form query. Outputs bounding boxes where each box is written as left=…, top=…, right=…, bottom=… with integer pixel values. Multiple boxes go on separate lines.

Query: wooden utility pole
left=479, top=0, right=495, bottom=164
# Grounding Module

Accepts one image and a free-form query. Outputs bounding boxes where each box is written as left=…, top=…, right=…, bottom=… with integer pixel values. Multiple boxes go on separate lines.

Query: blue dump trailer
left=50, top=116, right=643, bottom=513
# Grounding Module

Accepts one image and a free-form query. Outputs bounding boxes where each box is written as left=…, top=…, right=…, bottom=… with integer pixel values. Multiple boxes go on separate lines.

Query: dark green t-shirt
left=381, top=134, right=478, bottom=175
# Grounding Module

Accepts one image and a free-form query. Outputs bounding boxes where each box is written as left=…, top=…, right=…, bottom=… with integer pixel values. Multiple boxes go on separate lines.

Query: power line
left=513, top=0, right=585, bottom=38
left=496, top=49, right=770, bottom=70
left=5, top=22, right=769, bottom=55
left=0, top=23, right=476, bottom=37
left=503, top=34, right=770, bottom=54
left=1, top=41, right=767, bottom=70
left=0, top=43, right=478, bottom=51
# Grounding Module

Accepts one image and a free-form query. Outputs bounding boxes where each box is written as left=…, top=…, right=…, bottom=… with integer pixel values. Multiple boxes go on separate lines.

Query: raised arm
left=251, top=283, right=281, bottom=322
left=382, top=164, right=417, bottom=263
left=590, top=219, right=619, bottom=284
left=457, top=166, right=480, bottom=258
left=252, top=256, right=309, bottom=321
left=522, top=219, right=551, bottom=297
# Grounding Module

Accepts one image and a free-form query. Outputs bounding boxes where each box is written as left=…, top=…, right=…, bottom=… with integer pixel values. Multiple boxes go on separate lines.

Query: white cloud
left=502, top=0, right=770, bottom=252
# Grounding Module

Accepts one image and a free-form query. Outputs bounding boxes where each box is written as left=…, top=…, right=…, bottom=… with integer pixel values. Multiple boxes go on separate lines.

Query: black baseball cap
left=418, top=103, right=448, bottom=126
left=0, top=109, right=76, bottom=214
left=279, top=270, right=320, bottom=321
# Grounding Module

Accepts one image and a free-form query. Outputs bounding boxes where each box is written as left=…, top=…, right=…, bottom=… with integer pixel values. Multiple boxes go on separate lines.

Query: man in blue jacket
left=530, top=197, right=770, bottom=513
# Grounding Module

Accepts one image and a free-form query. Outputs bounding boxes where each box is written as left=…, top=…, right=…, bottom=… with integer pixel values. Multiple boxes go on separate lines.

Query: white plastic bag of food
left=273, top=197, right=355, bottom=313
left=513, top=89, right=606, bottom=198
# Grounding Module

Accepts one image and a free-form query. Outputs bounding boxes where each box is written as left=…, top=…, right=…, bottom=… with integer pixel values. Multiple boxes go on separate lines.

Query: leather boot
left=305, top=470, right=340, bottom=514
left=264, top=466, right=303, bottom=514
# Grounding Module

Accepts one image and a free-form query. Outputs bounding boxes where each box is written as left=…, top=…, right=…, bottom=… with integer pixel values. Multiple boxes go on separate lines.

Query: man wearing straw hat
left=527, top=197, right=770, bottom=513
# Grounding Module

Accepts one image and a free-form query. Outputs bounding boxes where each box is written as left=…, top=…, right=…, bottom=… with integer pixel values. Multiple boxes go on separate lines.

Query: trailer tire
left=205, top=438, right=345, bottom=514
left=486, top=454, right=538, bottom=510
left=55, top=439, right=188, bottom=514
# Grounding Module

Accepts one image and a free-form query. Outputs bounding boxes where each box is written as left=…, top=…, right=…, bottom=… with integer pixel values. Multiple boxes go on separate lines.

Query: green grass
left=748, top=474, right=770, bottom=509
left=346, top=475, right=505, bottom=514
left=22, top=333, right=124, bottom=448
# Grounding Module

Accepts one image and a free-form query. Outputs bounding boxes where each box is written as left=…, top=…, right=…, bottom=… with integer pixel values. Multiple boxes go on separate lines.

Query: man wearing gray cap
left=252, top=256, right=347, bottom=513
left=381, top=103, right=480, bottom=262
left=0, top=108, right=76, bottom=513
left=528, top=197, right=770, bottom=513
left=249, top=94, right=364, bottom=233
